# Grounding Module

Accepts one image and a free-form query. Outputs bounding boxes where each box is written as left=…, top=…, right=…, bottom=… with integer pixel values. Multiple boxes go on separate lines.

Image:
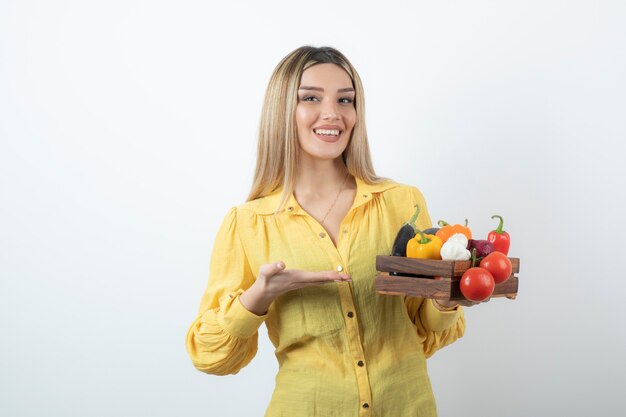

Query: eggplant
left=391, top=204, right=420, bottom=257
left=423, top=227, right=440, bottom=235
left=467, top=239, right=495, bottom=258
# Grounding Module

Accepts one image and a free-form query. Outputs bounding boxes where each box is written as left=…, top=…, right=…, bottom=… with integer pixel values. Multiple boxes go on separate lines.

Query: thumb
left=259, top=261, right=286, bottom=278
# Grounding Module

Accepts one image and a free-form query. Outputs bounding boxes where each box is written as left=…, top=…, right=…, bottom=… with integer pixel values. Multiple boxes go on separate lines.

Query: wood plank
left=376, top=256, right=456, bottom=277
left=375, top=275, right=519, bottom=301
left=375, top=275, right=454, bottom=299
left=450, top=258, right=520, bottom=277
left=376, top=256, right=520, bottom=277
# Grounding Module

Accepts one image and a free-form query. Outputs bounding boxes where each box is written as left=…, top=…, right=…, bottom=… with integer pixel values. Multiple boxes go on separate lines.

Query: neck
left=294, top=157, right=351, bottom=198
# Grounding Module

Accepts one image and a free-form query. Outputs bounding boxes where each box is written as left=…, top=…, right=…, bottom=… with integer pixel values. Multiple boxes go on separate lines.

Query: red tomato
left=460, top=267, right=495, bottom=302
left=479, top=252, right=513, bottom=284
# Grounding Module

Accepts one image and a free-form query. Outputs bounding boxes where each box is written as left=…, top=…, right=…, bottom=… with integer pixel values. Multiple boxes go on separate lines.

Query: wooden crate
left=375, top=255, right=520, bottom=301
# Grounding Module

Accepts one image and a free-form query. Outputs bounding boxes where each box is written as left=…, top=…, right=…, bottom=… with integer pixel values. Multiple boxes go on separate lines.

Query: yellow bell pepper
left=406, top=230, right=443, bottom=260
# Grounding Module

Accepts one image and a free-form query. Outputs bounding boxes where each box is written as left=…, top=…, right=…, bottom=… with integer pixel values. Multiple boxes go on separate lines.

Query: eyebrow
left=298, top=86, right=355, bottom=93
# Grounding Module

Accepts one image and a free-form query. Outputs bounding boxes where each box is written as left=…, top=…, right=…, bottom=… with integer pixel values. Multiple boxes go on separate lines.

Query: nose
left=321, top=100, right=340, bottom=121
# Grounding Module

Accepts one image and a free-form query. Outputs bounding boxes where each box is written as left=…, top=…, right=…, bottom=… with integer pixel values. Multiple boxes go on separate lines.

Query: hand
left=434, top=298, right=486, bottom=310
left=240, top=261, right=352, bottom=315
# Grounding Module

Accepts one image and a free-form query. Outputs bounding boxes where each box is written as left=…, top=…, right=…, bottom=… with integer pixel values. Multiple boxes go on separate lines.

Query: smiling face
left=295, top=63, right=356, bottom=163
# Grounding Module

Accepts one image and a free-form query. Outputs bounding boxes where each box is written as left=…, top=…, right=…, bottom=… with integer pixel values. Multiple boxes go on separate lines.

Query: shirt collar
left=249, top=177, right=398, bottom=216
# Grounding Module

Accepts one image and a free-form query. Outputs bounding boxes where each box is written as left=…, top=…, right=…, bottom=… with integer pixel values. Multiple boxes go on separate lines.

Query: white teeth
left=314, top=129, right=340, bottom=136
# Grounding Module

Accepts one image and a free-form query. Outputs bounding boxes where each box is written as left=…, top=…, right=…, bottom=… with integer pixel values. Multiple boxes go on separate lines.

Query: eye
left=301, top=95, right=319, bottom=102
left=339, top=97, right=354, bottom=104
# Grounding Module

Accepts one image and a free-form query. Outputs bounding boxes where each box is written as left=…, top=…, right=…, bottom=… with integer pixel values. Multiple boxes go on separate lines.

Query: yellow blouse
left=186, top=178, right=465, bottom=417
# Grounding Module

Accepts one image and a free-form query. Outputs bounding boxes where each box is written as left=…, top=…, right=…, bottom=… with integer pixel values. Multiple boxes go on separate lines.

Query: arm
left=404, top=186, right=465, bottom=357
left=405, top=297, right=466, bottom=358
left=185, top=208, right=352, bottom=375
left=185, top=207, right=265, bottom=376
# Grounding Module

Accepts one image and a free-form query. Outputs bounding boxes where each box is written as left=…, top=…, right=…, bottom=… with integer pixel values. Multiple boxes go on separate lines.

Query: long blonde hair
left=247, top=46, right=383, bottom=210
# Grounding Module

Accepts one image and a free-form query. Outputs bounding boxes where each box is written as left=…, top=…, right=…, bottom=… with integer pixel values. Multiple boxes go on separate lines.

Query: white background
left=1, top=1, right=625, bottom=416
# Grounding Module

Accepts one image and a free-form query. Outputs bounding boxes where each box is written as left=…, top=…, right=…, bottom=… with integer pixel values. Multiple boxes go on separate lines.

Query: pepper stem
left=470, top=248, right=477, bottom=267
left=415, top=229, right=431, bottom=245
left=406, top=204, right=421, bottom=230
left=464, top=219, right=469, bottom=227
left=491, top=215, right=505, bottom=233
left=437, top=220, right=450, bottom=227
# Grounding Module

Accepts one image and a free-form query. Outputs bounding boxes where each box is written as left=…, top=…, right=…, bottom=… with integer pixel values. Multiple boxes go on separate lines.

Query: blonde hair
left=247, top=46, right=384, bottom=210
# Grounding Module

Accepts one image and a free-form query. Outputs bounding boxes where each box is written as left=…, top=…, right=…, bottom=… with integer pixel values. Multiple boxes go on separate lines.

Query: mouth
left=313, top=128, right=343, bottom=143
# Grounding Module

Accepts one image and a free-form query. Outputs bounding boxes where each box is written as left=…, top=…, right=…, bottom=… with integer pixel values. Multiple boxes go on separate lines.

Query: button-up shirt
left=186, top=177, right=465, bottom=417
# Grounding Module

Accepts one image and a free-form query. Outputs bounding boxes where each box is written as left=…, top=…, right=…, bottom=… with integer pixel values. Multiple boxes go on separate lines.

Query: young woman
left=186, top=46, right=465, bottom=417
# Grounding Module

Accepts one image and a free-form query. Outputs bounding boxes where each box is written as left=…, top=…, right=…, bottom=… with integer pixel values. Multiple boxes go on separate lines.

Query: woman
left=186, top=46, right=465, bottom=417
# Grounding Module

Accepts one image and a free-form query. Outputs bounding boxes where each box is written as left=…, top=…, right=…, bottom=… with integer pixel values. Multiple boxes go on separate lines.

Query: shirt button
left=319, top=232, right=326, bottom=238
left=287, top=206, right=294, bottom=212
left=357, top=360, right=364, bottom=367
left=362, top=194, right=368, bottom=198
left=347, top=311, right=354, bottom=318
left=362, top=403, right=370, bottom=409
left=343, top=229, right=348, bottom=234
left=336, top=265, right=343, bottom=272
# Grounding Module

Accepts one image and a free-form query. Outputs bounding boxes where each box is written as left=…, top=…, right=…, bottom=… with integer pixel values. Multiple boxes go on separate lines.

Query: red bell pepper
left=487, top=215, right=510, bottom=255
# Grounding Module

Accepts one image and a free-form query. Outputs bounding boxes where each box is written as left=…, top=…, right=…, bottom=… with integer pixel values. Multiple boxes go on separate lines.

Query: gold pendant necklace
left=320, top=171, right=350, bottom=226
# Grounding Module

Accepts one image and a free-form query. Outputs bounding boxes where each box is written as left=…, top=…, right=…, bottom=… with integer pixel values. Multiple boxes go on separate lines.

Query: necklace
left=320, top=171, right=350, bottom=226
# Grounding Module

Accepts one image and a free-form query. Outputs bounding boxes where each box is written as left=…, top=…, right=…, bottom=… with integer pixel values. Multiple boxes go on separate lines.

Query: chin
left=308, top=147, right=347, bottom=161
left=301, top=139, right=348, bottom=160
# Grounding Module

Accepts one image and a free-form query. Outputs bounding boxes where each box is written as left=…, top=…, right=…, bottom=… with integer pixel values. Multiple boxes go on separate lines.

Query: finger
left=299, top=271, right=351, bottom=283
left=298, top=280, right=343, bottom=289
left=297, top=275, right=352, bottom=288
left=259, top=261, right=286, bottom=279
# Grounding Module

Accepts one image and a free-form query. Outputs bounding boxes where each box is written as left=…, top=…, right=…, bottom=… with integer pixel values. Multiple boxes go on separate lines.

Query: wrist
left=432, top=298, right=459, bottom=311
left=240, top=280, right=276, bottom=316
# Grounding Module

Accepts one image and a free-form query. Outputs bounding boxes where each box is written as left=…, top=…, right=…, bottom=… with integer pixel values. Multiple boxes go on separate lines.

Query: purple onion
left=467, top=239, right=495, bottom=258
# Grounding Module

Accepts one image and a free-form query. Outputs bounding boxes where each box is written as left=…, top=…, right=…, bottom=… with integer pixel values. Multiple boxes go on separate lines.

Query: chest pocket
left=269, top=283, right=343, bottom=347
left=298, top=284, right=343, bottom=337
left=248, top=216, right=345, bottom=340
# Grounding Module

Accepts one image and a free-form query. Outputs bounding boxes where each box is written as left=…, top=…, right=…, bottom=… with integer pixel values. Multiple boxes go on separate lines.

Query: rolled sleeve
left=419, top=299, right=462, bottom=332
left=216, top=291, right=268, bottom=339
left=186, top=207, right=263, bottom=375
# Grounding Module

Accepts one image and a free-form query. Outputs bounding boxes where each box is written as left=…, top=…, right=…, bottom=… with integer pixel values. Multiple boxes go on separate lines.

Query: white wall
left=1, top=1, right=625, bottom=416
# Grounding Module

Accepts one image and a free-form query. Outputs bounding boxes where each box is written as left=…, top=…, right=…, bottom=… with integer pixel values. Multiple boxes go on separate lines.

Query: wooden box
left=375, top=255, right=520, bottom=301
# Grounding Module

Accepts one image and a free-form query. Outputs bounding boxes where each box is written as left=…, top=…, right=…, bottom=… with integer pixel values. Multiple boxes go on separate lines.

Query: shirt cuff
left=419, top=298, right=463, bottom=332
left=217, top=293, right=268, bottom=339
